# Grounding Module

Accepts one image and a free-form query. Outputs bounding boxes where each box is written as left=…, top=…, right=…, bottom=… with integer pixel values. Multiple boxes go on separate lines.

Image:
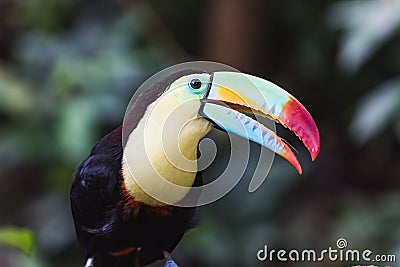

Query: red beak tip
left=310, top=146, right=320, bottom=161
left=282, top=97, right=320, bottom=164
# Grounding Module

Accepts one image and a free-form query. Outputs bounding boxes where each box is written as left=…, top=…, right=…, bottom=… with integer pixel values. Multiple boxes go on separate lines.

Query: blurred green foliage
left=349, top=77, right=400, bottom=144
left=0, top=227, right=34, bottom=255
left=328, top=0, right=400, bottom=145
left=327, top=0, right=400, bottom=73
left=0, top=0, right=399, bottom=267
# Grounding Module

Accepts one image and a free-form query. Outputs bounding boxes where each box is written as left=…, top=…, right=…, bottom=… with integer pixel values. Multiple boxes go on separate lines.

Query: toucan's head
left=122, top=70, right=320, bottom=206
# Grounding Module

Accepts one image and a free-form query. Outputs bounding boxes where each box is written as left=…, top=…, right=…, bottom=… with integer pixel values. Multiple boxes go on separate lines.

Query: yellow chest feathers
left=122, top=91, right=213, bottom=207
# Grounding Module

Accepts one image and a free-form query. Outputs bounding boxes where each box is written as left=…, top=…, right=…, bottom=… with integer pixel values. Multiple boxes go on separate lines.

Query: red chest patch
left=119, top=173, right=173, bottom=218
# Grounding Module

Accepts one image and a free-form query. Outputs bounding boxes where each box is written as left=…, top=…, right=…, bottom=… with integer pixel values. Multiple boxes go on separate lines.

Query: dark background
left=0, top=0, right=399, bottom=266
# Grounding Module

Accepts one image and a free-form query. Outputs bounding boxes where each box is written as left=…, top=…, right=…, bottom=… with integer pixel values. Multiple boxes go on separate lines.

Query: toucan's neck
left=122, top=99, right=212, bottom=207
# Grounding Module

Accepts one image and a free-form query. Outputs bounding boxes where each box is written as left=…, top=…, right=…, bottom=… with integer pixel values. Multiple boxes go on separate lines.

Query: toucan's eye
left=189, top=78, right=202, bottom=90
left=187, top=75, right=208, bottom=94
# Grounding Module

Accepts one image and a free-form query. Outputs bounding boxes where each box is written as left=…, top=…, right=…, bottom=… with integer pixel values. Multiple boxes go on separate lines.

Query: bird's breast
left=122, top=99, right=212, bottom=207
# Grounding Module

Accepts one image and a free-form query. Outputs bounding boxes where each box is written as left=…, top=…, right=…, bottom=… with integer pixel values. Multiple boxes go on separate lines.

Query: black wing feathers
left=70, top=127, right=124, bottom=256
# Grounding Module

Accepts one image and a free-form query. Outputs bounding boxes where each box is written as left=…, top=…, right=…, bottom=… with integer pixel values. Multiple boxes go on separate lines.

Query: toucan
left=70, top=70, right=320, bottom=267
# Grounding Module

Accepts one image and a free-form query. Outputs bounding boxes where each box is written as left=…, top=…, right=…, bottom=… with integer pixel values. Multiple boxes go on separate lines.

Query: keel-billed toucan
left=70, top=70, right=320, bottom=267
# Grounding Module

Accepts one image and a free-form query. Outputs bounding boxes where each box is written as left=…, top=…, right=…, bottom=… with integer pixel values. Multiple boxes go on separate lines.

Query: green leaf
left=0, top=226, right=35, bottom=255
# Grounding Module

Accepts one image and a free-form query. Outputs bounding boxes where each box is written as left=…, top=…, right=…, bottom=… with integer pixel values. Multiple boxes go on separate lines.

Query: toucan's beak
left=199, top=72, right=320, bottom=174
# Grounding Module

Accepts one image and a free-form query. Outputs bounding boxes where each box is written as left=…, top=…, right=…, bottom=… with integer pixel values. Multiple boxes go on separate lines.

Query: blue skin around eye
left=188, top=81, right=207, bottom=94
